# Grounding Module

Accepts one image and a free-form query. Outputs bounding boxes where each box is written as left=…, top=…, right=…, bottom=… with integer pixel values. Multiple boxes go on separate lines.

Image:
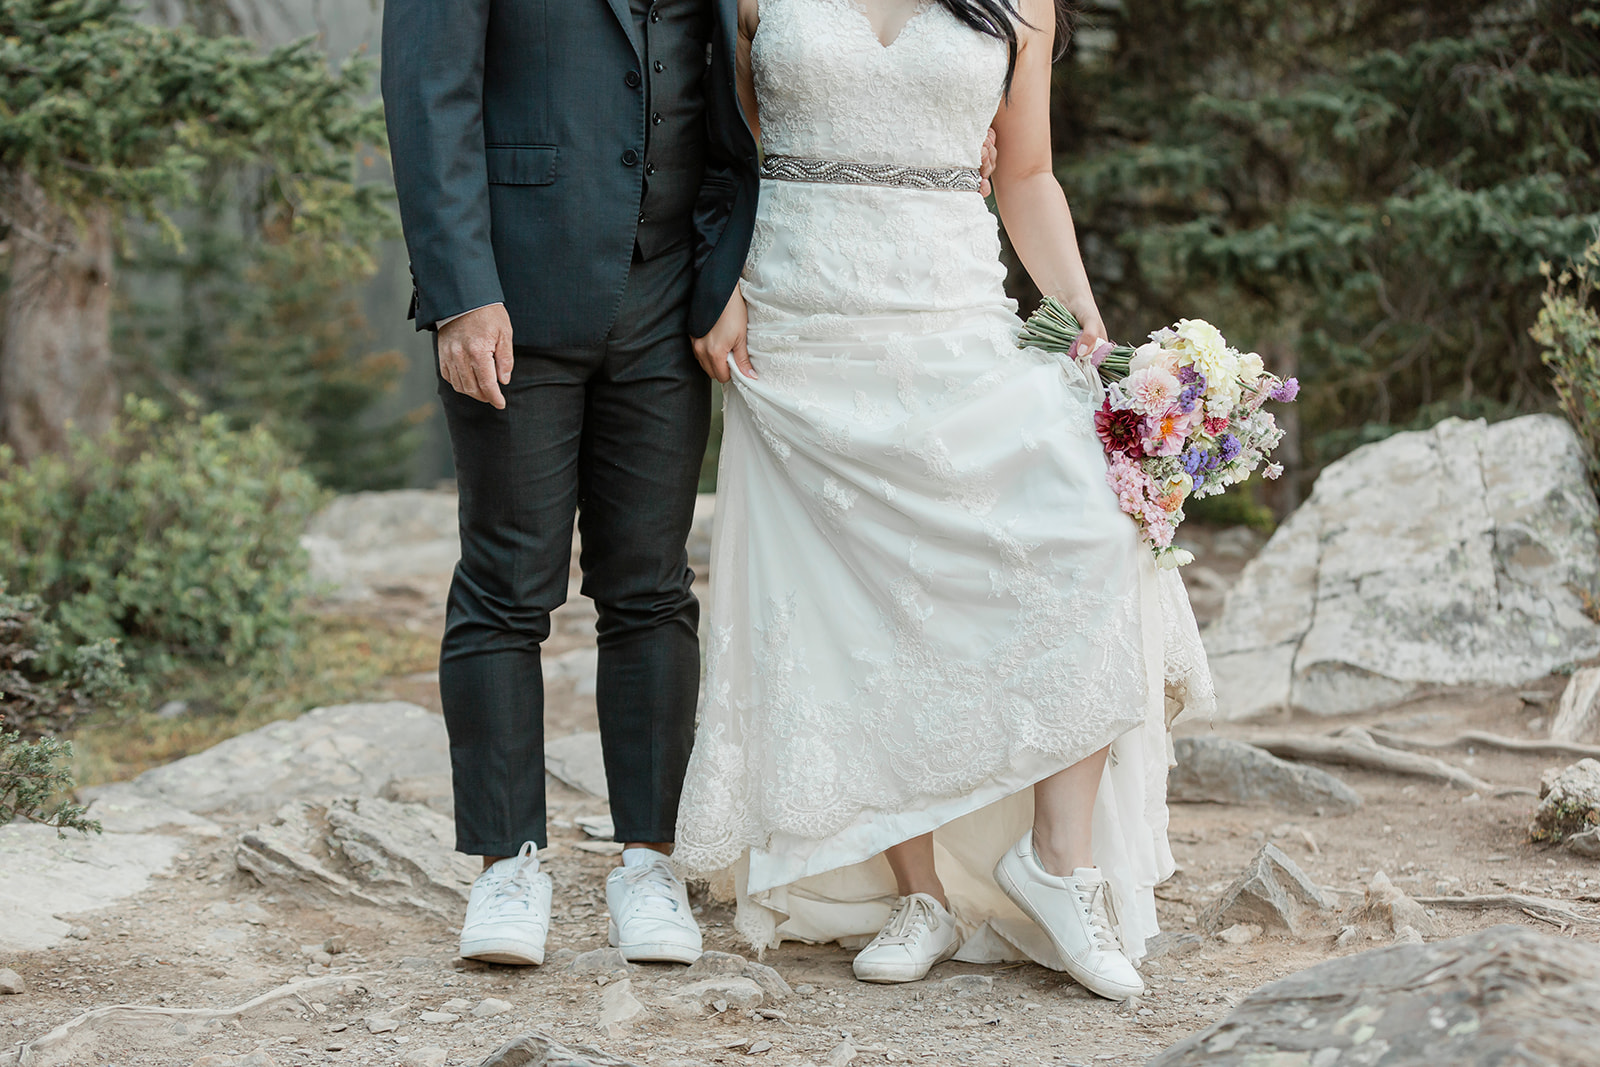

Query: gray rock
left=598, top=979, right=645, bottom=1035
left=544, top=731, right=608, bottom=798
left=418, top=1011, right=458, bottom=1025
left=1215, top=923, right=1260, bottom=945
left=1530, top=759, right=1600, bottom=842
left=401, top=1048, right=449, bottom=1067
left=1204, top=415, right=1600, bottom=719
left=235, top=796, right=479, bottom=921
left=663, top=976, right=765, bottom=1013
left=1352, top=870, right=1439, bottom=938
left=0, top=822, right=185, bottom=952
left=568, top=948, right=632, bottom=977
left=1147, top=925, right=1600, bottom=1066
left=302, top=490, right=460, bottom=603
left=477, top=1032, right=642, bottom=1067
left=742, top=959, right=793, bottom=1002
left=365, top=1016, right=401, bottom=1034
left=1143, top=931, right=1205, bottom=961
left=1551, top=668, right=1600, bottom=744
left=1565, top=827, right=1600, bottom=858
left=941, top=974, right=994, bottom=996
left=684, top=949, right=747, bottom=977
left=84, top=702, right=450, bottom=817
left=472, top=997, right=514, bottom=1018
left=1169, top=737, right=1362, bottom=814
left=0, top=968, right=25, bottom=994
left=190, top=1050, right=280, bottom=1067
left=1198, top=844, right=1335, bottom=937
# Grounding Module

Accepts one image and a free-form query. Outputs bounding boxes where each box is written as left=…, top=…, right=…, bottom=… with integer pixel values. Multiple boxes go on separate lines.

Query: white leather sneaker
left=994, top=833, right=1144, bottom=1000
left=606, top=855, right=703, bottom=964
left=852, top=892, right=962, bottom=983
left=458, top=842, right=552, bottom=965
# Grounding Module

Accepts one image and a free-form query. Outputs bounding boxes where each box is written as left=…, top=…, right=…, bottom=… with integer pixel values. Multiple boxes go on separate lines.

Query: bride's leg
left=1031, top=745, right=1110, bottom=876
left=883, top=833, right=947, bottom=907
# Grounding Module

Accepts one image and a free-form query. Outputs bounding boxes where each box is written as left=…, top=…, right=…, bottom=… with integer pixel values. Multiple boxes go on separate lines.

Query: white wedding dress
left=673, top=0, right=1215, bottom=969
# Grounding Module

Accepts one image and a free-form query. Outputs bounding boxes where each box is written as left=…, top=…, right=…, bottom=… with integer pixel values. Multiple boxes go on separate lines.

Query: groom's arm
left=381, top=0, right=504, bottom=332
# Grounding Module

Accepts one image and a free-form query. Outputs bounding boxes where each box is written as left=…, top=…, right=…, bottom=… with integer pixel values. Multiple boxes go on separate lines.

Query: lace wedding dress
left=673, top=0, right=1215, bottom=969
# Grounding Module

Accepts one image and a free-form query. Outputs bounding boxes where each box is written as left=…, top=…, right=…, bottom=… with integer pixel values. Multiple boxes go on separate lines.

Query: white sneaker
left=852, top=892, right=961, bottom=984
left=458, top=842, right=552, bottom=965
left=994, top=833, right=1144, bottom=1000
left=606, top=855, right=703, bottom=964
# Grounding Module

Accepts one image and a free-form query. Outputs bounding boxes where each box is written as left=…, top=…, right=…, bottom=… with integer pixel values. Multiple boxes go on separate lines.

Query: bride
left=675, top=0, right=1213, bottom=1000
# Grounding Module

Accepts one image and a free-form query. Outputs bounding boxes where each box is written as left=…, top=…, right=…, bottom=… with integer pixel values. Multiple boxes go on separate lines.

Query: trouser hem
left=457, top=837, right=548, bottom=858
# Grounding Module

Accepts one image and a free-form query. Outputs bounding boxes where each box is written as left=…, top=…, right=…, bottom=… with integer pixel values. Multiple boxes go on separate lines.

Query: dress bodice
left=752, top=0, right=1010, bottom=168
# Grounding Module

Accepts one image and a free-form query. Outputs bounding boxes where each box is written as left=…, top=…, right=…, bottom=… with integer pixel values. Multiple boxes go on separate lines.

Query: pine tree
left=0, top=0, right=391, bottom=459
left=1051, top=0, right=1600, bottom=505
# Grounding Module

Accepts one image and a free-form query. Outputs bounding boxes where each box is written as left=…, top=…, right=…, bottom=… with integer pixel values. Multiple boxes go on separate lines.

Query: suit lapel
left=604, top=0, right=642, bottom=58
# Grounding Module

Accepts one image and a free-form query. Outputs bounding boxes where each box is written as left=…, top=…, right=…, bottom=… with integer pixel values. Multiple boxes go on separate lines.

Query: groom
left=381, top=0, right=758, bottom=965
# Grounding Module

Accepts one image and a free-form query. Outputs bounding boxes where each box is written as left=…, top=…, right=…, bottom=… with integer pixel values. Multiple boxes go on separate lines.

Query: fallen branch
left=13, top=974, right=362, bottom=1065
left=1365, top=728, right=1600, bottom=762
left=1413, top=894, right=1600, bottom=928
left=1249, top=727, right=1498, bottom=793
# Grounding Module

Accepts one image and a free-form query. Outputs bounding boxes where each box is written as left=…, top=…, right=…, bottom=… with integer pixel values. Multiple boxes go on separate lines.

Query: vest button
left=654, top=61, right=664, bottom=73
left=645, top=162, right=657, bottom=176
left=624, top=70, right=641, bottom=88
left=621, top=149, right=639, bottom=166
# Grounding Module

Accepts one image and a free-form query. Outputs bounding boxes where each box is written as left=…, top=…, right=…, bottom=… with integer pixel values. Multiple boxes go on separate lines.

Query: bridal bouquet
left=1018, top=297, right=1299, bottom=569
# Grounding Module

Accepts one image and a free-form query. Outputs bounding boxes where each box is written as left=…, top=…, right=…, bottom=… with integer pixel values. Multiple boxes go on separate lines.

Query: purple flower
left=1270, top=377, right=1300, bottom=402
left=1191, top=470, right=1207, bottom=491
left=1178, top=366, right=1199, bottom=385
left=1181, top=447, right=1207, bottom=475
left=1218, top=433, right=1242, bottom=463
left=1177, top=382, right=1205, bottom=413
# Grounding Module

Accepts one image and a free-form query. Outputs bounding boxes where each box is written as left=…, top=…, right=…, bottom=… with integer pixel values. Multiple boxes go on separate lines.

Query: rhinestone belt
left=760, top=153, right=982, bottom=193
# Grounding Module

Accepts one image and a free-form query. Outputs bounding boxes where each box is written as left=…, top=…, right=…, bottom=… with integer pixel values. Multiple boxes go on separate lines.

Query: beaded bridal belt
left=760, top=153, right=982, bottom=193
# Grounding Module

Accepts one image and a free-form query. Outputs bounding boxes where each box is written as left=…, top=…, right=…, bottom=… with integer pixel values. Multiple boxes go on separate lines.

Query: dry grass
left=67, top=613, right=436, bottom=787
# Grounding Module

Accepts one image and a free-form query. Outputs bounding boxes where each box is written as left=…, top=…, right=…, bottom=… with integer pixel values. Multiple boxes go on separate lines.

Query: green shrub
left=1533, top=236, right=1600, bottom=491
left=0, top=589, right=128, bottom=737
left=0, top=725, right=100, bottom=836
left=0, top=397, right=325, bottom=679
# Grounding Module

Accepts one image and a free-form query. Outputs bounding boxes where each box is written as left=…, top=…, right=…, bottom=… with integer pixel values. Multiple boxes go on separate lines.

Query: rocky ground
left=3, top=496, right=1599, bottom=1067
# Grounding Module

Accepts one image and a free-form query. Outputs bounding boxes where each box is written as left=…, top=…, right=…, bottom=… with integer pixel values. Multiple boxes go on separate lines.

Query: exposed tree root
left=11, top=974, right=362, bottom=1065
left=1412, top=894, right=1600, bottom=928
left=1365, top=728, right=1600, bottom=762
left=1248, top=727, right=1503, bottom=793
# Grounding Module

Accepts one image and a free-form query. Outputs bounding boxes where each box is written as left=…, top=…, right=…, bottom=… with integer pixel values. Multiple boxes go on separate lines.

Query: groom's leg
left=578, top=246, right=710, bottom=845
left=436, top=343, right=595, bottom=857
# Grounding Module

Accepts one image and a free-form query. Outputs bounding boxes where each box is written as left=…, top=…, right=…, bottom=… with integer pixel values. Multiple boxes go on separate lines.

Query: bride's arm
left=989, top=0, right=1107, bottom=357
left=737, top=0, right=762, bottom=143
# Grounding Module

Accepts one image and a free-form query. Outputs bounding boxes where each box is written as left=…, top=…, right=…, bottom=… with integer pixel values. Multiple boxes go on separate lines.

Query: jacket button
left=621, top=149, right=639, bottom=166
left=624, top=70, right=641, bottom=88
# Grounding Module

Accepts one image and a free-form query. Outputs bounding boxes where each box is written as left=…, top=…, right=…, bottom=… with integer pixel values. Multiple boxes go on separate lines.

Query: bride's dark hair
left=932, top=0, right=1073, bottom=94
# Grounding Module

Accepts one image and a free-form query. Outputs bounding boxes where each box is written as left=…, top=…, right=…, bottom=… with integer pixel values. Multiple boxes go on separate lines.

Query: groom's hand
left=438, top=303, right=515, bottom=409
left=692, top=287, right=756, bottom=384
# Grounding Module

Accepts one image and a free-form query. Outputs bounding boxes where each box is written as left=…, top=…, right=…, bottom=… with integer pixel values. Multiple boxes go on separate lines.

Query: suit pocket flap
left=485, top=145, right=559, bottom=185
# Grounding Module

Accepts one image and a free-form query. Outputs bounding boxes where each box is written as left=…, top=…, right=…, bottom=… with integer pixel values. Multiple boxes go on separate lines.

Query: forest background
left=1, top=0, right=1597, bottom=820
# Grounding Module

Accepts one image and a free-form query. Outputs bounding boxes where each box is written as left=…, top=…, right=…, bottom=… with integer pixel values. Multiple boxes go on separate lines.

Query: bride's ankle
left=1031, top=833, right=1093, bottom=879
left=898, top=883, right=950, bottom=909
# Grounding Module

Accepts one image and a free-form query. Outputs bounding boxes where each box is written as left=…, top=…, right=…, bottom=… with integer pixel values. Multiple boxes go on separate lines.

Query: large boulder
left=1169, top=736, right=1361, bottom=814
left=81, top=702, right=450, bottom=818
left=1147, top=925, right=1600, bottom=1066
left=301, top=489, right=460, bottom=601
left=1204, top=415, right=1600, bottom=719
left=235, top=795, right=479, bottom=920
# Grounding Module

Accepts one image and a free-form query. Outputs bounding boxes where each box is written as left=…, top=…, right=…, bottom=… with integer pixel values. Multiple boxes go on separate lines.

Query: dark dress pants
left=437, top=247, right=710, bottom=857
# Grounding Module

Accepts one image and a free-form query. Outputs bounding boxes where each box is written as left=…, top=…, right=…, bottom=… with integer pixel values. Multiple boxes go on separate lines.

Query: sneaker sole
left=994, top=850, right=1143, bottom=1001
left=608, top=920, right=702, bottom=964
left=459, top=936, right=545, bottom=966
left=852, top=941, right=959, bottom=984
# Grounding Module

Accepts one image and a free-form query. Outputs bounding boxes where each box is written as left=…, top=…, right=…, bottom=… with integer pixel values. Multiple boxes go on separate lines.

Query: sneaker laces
left=485, top=842, right=542, bottom=915
left=1077, top=878, right=1120, bottom=953
left=871, top=895, right=941, bottom=948
left=619, top=859, right=684, bottom=919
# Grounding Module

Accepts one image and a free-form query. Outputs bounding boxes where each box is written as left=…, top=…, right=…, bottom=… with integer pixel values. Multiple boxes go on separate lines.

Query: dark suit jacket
left=381, top=0, right=759, bottom=345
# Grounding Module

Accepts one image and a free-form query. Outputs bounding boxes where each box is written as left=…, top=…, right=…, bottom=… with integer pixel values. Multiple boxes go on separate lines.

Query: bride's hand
left=1073, top=304, right=1110, bottom=359
left=692, top=286, right=756, bottom=383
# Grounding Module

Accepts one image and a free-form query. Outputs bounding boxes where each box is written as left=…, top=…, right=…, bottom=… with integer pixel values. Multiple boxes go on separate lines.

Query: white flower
left=1128, top=341, right=1177, bottom=376
left=1238, top=350, right=1265, bottom=381
left=1157, top=548, right=1195, bottom=569
left=1174, top=319, right=1226, bottom=363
